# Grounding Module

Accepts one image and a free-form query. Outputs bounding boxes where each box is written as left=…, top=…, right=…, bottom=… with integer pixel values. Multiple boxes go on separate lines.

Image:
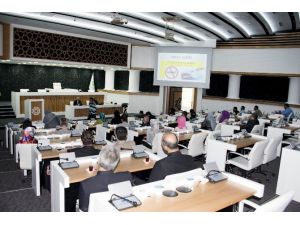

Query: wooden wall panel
left=19, top=94, right=105, bottom=114
left=0, top=23, right=10, bottom=59
left=74, top=106, right=122, bottom=117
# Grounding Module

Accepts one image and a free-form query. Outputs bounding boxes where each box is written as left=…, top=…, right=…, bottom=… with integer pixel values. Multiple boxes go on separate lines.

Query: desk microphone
left=110, top=194, right=138, bottom=207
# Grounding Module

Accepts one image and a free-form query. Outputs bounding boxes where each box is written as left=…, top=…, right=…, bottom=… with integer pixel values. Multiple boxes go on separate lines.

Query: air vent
left=227, top=30, right=234, bottom=34
left=161, top=16, right=182, bottom=23
left=40, top=12, right=55, bottom=17
left=185, top=26, right=197, bottom=30
left=211, top=20, right=220, bottom=25
left=278, top=22, right=283, bottom=27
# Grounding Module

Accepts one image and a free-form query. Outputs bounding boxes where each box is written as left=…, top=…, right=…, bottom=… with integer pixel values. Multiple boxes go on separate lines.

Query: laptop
left=203, top=162, right=227, bottom=183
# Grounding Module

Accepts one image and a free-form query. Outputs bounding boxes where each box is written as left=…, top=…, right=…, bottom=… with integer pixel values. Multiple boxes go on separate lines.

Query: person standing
left=88, top=97, right=97, bottom=120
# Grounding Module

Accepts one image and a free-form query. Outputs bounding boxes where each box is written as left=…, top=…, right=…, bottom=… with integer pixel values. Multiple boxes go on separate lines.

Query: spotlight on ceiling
left=111, top=13, right=128, bottom=25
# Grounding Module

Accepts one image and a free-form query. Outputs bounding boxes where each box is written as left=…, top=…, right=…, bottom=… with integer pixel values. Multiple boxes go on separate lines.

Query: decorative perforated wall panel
left=13, top=28, right=129, bottom=66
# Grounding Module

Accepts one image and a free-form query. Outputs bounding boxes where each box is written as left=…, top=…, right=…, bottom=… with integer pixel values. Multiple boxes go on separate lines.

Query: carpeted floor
left=0, top=124, right=299, bottom=212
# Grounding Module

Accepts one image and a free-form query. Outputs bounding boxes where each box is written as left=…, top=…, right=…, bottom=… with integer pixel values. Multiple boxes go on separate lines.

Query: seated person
left=113, top=126, right=136, bottom=151
left=121, top=113, right=128, bottom=123
left=239, top=106, right=246, bottom=115
left=175, top=115, right=187, bottom=131
left=93, top=98, right=99, bottom=105
left=189, top=109, right=197, bottom=120
left=148, top=132, right=197, bottom=182
left=201, top=112, right=216, bottom=131
left=281, top=103, right=294, bottom=121
left=67, top=130, right=99, bottom=157
left=141, top=115, right=150, bottom=127
left=53, top=118, right=71, bottom=134
left=20, top=118, right=37, bottom=130
left=88, top=97, right=97, bottom=120
left=243, top=113, right=260, bottom=133
left=78, top=145, right=133, bottom=212
left=73, top=97, right=82, bottom=106
left=110, top=110, right=122, bottom=125
left=219, top=110, right=230, bottom=124
left=232, top=106, right=239, bottom=116
left=137, top=110, right=144, bottom=119
left=145, top=111, right=156, bottom=120
left=169, top=108, right=176, bottom=116
left=146, top=120, right=160, bottom=144
left=182, top=111, right=189, bottom=121
left=43, top=110, right=60, bottom=128
left=253, top=105, right=263, bottom=118
left=18, top=127, right=37, bottom=144
left=99, top=112, right=106, bottom=123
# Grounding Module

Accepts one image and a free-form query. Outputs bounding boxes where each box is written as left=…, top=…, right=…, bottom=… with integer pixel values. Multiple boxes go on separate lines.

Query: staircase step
left=0, top=108, right=13, bottom=112
left=0, top=111, right=14, bottom=115
left=0, top=105, right=12, bottom=109
left=0, top=115, right=16, bottom=119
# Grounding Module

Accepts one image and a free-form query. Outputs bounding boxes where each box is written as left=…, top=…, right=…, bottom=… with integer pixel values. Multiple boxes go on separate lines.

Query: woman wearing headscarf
left=219, top=110, right=230, bottom=124
left=18, top=127, right=37, bottom=144
left=175, top=115, right=187, bottom=131
left=201, top=112, right=217, bottom=131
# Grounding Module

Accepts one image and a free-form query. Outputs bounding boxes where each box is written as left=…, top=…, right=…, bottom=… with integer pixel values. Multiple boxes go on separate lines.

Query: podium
left=24, top=99, right=45, bottom=121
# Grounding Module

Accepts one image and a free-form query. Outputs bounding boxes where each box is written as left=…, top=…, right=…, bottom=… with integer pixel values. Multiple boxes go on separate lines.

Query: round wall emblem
left=32, top=106, right=41, bottom=116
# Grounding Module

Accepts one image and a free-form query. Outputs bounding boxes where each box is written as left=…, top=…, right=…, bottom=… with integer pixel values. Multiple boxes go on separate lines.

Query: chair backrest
left=152, top=132, right=166, bottom=157
left=187, top=132, right=208, bottom=157
left=256, top=191, right=295, bottom=212
left=248, top=140, right=269, bottom=170
left=18, top=144, right=37, bottom=170
left=287, top=112, right=293, bottom=122
left=214, top=123, right=221, bottom=131
left=251, top=124, right=264, bottom=135
left=75, top=121, right=86, bottom=133
left=220, top=124, right=240, bottom=136
left=95, top=125, right=108, bottom=142
left=127, top=117, right=135, bottom=123
left=185, top=121, right=194, bottom=131
left=263, top=136, right=282, bottom=164
left=127, top=130, right=138, bottom=141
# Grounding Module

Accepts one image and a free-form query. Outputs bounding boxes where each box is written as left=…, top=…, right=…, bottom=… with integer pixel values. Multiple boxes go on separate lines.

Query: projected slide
left=158, top=53, right=207, bottom=83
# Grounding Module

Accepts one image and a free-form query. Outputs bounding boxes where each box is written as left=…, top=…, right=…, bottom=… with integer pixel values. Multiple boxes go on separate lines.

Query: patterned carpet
left=0, top=125, right=299, bottom=212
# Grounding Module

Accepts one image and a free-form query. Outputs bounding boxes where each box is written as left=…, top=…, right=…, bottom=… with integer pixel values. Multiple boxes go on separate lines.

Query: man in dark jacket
left=244, top=113, right=260, bottom=133
left=148, top=132, right=197, bottom=182
left=67, top=130, right=99, bottom=157
left=78, top=145, right=132, bottom=212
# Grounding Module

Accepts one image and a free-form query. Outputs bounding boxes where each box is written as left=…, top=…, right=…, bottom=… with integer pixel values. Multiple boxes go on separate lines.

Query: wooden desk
left=50, top=151, right=158, bottom=212
left=31, top=136, right=103, bottom=196
left=65, top=157, right=155, bottom=184
left=11, top=91, right=105, bottom=117
left=88, top=170, right=263, bottom=212
left=206, top=135, right=265, bottom=171
left=125, top=180, right=255, bottom=212
left=65, top=105, right=122, bottom=120
left=283, top=125, right=300, bottom=132
left=226, top=137, right=262, bottom=149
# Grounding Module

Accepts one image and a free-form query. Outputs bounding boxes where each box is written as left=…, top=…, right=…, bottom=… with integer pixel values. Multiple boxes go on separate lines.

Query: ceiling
left=0, top=12, right=299, bottom=46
